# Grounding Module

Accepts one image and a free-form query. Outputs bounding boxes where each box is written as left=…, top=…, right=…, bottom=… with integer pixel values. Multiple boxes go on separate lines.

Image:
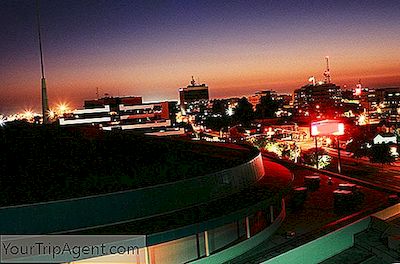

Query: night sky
left=1, top=0, right=400, bottom=114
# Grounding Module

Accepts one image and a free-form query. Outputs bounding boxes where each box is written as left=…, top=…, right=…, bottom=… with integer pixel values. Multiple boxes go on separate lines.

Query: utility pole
left=35, top=0, right=50, bottom=124
left=337, top=137, right=341, bottom=173
left=314, top=136, right=318, bottom=169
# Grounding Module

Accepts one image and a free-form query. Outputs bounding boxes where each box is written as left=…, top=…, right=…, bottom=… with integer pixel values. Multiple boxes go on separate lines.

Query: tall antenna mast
left=35, top=0, right=50, bottom=124
left=324, top=56, right=331, bottom=84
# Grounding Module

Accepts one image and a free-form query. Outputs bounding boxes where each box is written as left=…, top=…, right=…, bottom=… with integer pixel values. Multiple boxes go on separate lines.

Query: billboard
left=311, top=120, right=344, bottom=136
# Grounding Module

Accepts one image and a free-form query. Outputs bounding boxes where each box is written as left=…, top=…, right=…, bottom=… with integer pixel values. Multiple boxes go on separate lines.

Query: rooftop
left=0, top=122, right=256, bottom=206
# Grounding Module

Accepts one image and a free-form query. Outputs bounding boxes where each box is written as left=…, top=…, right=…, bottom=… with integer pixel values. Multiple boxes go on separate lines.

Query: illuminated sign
left=311, top=120, right=344, bottom=136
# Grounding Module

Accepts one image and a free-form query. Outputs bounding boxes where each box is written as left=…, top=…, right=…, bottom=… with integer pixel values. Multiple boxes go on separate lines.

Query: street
left=325, top=147, right=400, bottom=193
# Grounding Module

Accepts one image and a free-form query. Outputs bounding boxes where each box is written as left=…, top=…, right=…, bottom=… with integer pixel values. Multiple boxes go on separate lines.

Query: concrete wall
left=149, top=235, right=199, bottom=264
left=373, top=203, right=400, bottom=220
left=142, top=200, right=286, bottom=264
left=260, top=217, right=371, bottom=264
left=70, top=199, right=284, bottom=264
left=190, top=199, right=286, bottom=264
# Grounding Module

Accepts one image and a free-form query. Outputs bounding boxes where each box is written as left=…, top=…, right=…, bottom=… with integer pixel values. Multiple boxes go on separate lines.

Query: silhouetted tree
left=233, top=97, right=254, bottom=126
left=203, top=116, right=232, bottom=130
left=255, top=95, right=279, bottom=119
left=368, top=144, right=395, bottom=168
left=346, top=139, right=368, bottom=160
left=211, top=99, right=227, bottom=116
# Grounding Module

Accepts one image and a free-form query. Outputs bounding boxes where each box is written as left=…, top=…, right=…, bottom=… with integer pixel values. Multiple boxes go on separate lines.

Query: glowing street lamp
left=226, top=107, right=234, bottom=116
left=56, top=102, right=70, bottom=116
left=24, top=110, right=34, bottom=120
left=47, top=109, right=56, bottom=120
left=0, top=116, right=5, bottom=127
left=358, top=113, right=367, bottom=126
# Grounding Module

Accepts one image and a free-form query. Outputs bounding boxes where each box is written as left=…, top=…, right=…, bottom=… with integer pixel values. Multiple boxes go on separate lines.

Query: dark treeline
left=0, top=122, right=254, bottom=206
left=205, top=96, right=283, bottom=130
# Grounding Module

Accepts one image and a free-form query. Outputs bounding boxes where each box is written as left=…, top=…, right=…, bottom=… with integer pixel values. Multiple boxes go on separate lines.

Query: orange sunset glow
left=1, top=1, right=399, bottom=113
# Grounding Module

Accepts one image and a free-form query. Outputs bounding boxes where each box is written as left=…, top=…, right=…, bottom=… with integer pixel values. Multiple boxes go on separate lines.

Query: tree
left=204, top=100, right=235, bottom=131
left=301, top=148, right=331, bottom=169
left=203, top=116, right=232, bottom=131
left=255, top=95, right=279, bottom=119
left=394, top=128, right=400, bottom=143
left=211, top=99, right=227, bottom=116
left=346, top=139, right=368, bottom=160
left=233, top=97, right=254, bottom=126
left=345, top=124, right=373, bottom=161
left=368, top=144, right=395, bottom=168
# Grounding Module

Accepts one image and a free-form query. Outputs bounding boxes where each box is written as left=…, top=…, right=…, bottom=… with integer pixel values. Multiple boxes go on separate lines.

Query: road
left=323, top=147, right=400, bottom=193
left=296, top=137, right=400, bottom=192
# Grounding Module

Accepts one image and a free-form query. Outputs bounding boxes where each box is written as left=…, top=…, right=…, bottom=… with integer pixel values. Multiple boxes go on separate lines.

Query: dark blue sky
left=1, top=0, right=400, bottom=113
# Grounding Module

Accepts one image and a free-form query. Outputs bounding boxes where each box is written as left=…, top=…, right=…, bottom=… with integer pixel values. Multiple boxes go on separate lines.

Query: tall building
left=375, top=87, right=400, bottom=107
left=60, top=95, right=179, bottom=133
left=179, top=76, right=209, bottom=114
left=293, top=57, right=342, bottom=118
left=293, top=82, right=342, bottom=118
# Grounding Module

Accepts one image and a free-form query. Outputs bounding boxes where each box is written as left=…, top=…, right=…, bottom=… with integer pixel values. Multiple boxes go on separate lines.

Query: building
left=349, top=81, right=377, bottom=113
left=375, top=87, right=400, bottom=117
left=275, top=93, right=293, bottom=117
left=179, top=76, right=209, bottom=114
left=84, top=96, right=143, bottom=109
left=115, top=101, right=175, bottom=131
left=293, top=82, right=342, bottom=118
left=373, top=133, right=397, bottom=145
left=60, top=95, right=179, bottom=134
left=1, top=145, right=277, bottom=264
left=59, top=105, right=112, bottom=126
left=293, top=57, right=343, bottom=118
left=359, top=87, right=377, bottom=112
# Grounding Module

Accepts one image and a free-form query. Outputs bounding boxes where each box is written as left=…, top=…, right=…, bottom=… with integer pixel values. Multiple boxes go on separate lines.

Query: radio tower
left=35, top=0, right=50, bottom=124
left=323, top=56, right=331, bottom=84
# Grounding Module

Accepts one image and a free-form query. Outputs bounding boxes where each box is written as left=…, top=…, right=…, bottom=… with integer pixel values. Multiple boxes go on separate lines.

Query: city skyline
left=1, top=0, right=400, bottom=114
